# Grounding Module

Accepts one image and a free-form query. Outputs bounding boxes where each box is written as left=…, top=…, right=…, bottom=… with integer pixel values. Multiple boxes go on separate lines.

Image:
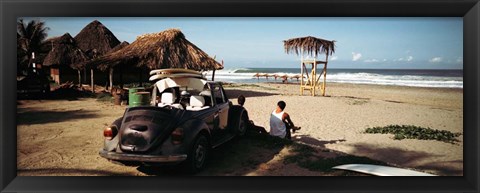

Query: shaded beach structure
left=272, top=74, right=280, bottom=81
left=290, top=74, right=302, bottom=81
left=253, top=73, right=268, bottom=81
left=253, top=73, right=260, bottom=80
left=74, top=20, right=121, bottom=92
left=42, top=33, right=88, bottom=84
left=88, top=28, right=223, bottom=82
left=280, top=74, right=289, bottom=83
left=284, top=36, right=335, bottom=96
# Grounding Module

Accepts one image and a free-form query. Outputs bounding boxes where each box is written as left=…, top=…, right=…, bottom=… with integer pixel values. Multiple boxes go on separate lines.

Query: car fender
left=103, top=117, right=123, bottom=151
left=181, top=119, right=211, bottom=147
left=228, top=105, right=247, bottom=129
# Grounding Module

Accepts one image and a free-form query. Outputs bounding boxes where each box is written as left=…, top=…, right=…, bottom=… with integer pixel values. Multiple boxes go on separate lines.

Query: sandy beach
left=229, top=82, right=463, bottom=176
left=17, top=82, right=463, bottom=176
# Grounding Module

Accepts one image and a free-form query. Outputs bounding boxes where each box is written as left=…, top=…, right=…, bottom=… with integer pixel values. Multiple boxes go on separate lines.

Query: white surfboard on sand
left=149, top=73, right=204, bottom=81
left=332, top=164, right=436, bottom=176
left=149, top=68, right=202, bottom=76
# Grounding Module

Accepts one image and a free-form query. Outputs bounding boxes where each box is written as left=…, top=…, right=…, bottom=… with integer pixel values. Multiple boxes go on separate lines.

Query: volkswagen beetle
left=99, top=69, right=248, bottom=173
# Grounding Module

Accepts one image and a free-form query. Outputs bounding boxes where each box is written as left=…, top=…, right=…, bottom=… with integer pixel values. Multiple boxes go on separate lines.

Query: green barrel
left=128, top=87, right=150, bottom=107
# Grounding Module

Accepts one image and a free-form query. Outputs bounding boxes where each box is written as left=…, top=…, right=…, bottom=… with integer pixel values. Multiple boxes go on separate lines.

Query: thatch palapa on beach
left=74, top=20, right=121, bottom=92
left=90, top=28, right=223, bottom=72
left=284, top=36, right=336, bottom=96
left=43, top=33, right=88, bottom=84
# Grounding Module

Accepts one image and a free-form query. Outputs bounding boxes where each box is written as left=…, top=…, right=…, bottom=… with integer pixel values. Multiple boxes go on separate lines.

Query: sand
left=17, top=82, right=463, bottom=176
left=228, top=83, right=463, bottom=176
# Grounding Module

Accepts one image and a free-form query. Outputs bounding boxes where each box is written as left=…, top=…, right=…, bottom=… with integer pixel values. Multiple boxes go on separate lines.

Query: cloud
left=352, top=52, right=362, bottom=61
left=330, top=56, right=338, bottom=61
left=397, top=56, right=413, bottom=62
left=364, top=59, right=379, bottom=63
left=429, top=57, right=443, bottom=63
left=406, top=56, right=413, bottom=62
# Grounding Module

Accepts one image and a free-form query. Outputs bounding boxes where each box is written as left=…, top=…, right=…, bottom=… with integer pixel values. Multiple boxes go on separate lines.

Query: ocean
left=203, top=68, right=463, bottom=88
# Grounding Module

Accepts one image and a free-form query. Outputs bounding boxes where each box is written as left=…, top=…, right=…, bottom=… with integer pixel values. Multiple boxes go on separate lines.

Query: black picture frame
left=1, top=0, right=479, bottom=192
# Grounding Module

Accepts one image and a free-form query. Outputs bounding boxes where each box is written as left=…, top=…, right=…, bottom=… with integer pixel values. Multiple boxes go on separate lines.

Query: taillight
left=103, top=126, right=118, bottom=140
left=171, top=128, right=184, bottom=145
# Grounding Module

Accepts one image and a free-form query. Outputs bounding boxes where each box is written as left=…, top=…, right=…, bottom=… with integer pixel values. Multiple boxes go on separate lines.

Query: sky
left=24, top=17, right=463, bottom=69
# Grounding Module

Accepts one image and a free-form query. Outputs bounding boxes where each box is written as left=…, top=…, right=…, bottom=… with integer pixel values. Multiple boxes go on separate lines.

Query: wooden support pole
left=77, top=70, right=81, bottom=86
left=91, top=68, right=95, bottom=93
left=300, top=63, right=304, bottom=95
left=323, top=54, right=329, bottom=96
left=212, top=69, right=216, bottom=81
left=109, top=68, right=114, bottom=93
left=300, top=48, right=304, bottom=95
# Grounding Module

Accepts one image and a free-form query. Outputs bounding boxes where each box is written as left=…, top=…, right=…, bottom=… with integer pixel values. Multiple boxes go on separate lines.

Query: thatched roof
left=108, top=41, right=129, bottom=54
left=92, top=41, right=129, bottom=71
left=284, top=36, right=336, bottom=56
left=90, top=28, right=223, bottom=71
left=74, top=20, right=120, bottom=55
left=43, top=33, right=88, bottom=70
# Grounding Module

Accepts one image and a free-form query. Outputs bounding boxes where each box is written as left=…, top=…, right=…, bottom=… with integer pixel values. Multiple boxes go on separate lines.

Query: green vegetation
left=365, top=125, right=461, bottom=144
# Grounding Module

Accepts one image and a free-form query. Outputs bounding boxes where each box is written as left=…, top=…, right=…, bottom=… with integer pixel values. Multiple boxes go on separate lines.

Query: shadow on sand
left=225, top=89, right=277, bottom=99
left=137, top=130, right=289, bottom=176
left=17, top=109, right=100, bottom=125
left=17, top=168, right=133, bottom=176
left=345, top=143, right=463, bottom=176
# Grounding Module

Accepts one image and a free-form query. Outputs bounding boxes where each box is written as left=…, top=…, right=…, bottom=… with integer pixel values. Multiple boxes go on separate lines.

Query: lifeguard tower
left=284, top=36, right=335, bottom=96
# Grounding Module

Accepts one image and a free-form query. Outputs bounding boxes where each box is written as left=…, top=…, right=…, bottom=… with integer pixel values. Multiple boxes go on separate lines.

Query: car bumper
left=99, top=150, right=187, bottom=163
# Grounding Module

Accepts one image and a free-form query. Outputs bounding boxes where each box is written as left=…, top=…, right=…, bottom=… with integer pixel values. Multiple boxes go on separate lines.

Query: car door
left=212, top=83, right=229, bottom=130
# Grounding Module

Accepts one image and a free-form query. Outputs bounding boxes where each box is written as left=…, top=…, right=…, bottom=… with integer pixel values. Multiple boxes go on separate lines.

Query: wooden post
left=300, top=48, right=304, bottom=95
left=77, top=70, right=81, bottom=86
left=109, top=68, right=114, bottom=93
left=212, top=69, right=216, bottom=81
left=91, top=68, right=95, bottom=93
left=323, top=54, right=329, bottom=96
left=300, top=63, right=304, bottom=95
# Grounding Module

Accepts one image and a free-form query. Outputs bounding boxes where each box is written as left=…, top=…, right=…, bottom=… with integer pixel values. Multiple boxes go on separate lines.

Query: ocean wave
left=203, top=70, right=463, bottom=88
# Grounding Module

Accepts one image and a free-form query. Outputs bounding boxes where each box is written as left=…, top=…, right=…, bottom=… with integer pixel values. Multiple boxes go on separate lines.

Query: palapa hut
left=74, top=20, right=120, bottom=92
left=284, top=36, right=335, bottom=96
left=100, top=41, right=129, bottom=88
left=43, top=33, right=88, bottom=84
left=90, top=28, right=223, bottom=84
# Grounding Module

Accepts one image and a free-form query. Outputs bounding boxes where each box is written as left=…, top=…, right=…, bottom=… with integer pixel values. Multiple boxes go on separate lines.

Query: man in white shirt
left=269, top=101, right=301, bottom=139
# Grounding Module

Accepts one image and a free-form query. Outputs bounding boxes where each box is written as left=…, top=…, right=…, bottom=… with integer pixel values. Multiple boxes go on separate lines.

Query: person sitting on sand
left=237, top=95, right=268, bottom=134
left=269, top=101, right=301, bottom=139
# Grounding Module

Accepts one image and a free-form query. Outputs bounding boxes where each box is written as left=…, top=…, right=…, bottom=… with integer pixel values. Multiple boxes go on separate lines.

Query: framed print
left=1, top=0, right=479, bottom=192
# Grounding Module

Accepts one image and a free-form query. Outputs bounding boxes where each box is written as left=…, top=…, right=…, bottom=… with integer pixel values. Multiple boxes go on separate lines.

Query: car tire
left=236, top=112, right=248, bottom=137
left=184, top=134, right=209, bottom=173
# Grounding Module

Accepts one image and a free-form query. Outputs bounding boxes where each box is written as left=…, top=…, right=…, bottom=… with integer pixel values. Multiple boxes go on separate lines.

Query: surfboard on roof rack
left=149, top=73, right=205, bottom=81
left=149, top=68, right=203, bottom=76
left=149, top=68, right=206, bottom=81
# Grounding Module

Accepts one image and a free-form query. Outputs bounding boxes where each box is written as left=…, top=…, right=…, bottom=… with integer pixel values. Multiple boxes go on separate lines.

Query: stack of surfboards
left=149, top=68, right=205, bottom=81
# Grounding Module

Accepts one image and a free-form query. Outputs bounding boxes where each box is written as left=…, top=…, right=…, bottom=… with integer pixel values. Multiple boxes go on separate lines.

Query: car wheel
left=185, top=134, right=209, bottom=173
left=236, top=112, right=248, bottom=136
